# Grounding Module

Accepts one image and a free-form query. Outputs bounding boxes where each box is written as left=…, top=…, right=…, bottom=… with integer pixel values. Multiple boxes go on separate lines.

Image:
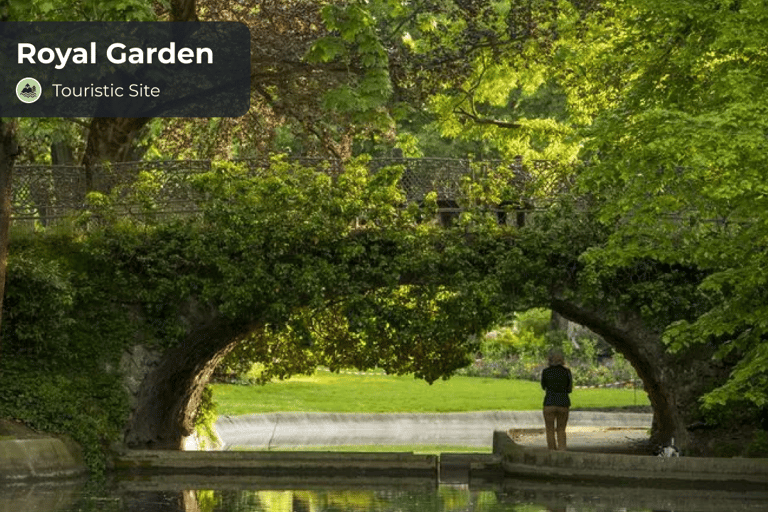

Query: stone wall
left=119, top=344, right=163, bottom=438
left=0, top=421, right=86, bottom=482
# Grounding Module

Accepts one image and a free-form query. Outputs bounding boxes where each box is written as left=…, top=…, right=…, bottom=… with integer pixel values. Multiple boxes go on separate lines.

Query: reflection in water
left=5, top=479, right=767, bottom=512
left=121, top=491, right=201, bottom=512
left=185, top=487, right=768, bottom=512
left=0, top=480, right=85, bottom=512
left=194, top=488, right=528, bottom=512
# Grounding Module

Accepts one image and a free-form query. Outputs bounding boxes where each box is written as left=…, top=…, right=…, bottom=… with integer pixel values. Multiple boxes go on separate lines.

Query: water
left=3, top=477, right=767, bottom=512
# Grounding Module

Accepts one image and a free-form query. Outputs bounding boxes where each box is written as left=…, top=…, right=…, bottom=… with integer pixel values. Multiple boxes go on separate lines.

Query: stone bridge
left=10, top=158, right=719, bottom=453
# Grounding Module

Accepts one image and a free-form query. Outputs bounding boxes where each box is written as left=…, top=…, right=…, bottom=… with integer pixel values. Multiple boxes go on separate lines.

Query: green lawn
left=211, top=369, right=649, bottom=416
left=235, top=444, right=492, bottom=454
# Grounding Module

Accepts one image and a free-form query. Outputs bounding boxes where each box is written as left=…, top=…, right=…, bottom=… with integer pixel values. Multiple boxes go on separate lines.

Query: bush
left=2, top=252, right=75, bottom=363
left=194, top=386, right=219, bottom=449
left=746, top=431, right=768, bottom=457
left=1, top=234, right=136, bottom=475
left=458, top=308, right=642, bottom=388
left=0, top=364, right=127, bottom=474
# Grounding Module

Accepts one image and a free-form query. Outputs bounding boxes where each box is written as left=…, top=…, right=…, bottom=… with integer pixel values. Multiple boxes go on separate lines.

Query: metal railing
left=10, top=157, right=576, bottom=224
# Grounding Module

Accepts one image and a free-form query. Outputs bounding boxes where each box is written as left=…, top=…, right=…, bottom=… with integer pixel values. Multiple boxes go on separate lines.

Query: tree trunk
left=81, top=117, right=152, bottom=190
left=0, top=119, right=19, bottom=357
left=78, top=0, right=199, bottom=189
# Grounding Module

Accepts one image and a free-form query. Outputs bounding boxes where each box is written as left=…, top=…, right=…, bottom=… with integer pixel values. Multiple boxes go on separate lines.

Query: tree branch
left=455, top=107, right=521, bottom=129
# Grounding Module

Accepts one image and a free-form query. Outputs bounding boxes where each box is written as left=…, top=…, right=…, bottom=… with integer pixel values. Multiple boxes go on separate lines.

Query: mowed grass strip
left=212, top=370, right=649, bottom=416
left=231, top=444, right=492, bottom=454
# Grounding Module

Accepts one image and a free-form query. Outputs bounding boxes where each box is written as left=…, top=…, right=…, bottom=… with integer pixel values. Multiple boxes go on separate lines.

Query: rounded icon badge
left=16, top=77, right=42, bottom=104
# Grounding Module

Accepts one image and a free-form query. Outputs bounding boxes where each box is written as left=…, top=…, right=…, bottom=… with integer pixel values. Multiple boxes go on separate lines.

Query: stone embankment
left=117, top=411, right=767, bottom=491
left=113, top=431, right=768, bottom=491
left=114, top=450, right=440, bottom=480
left=0, top=421, right=86, bottom=482
left=493, top=430, right=768, bottom=488
left=3, top=413, right=767, bottom=492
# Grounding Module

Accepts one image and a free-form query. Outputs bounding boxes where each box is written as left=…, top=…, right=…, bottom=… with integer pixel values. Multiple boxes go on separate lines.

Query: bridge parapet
left=10, top=157, right=576, bottom=225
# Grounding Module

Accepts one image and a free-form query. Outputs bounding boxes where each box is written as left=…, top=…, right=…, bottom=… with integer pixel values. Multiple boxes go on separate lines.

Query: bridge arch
left=549, top=299, right=688, bottom=448
left=123, top=313, right=256, bottom=449
left=122, top=296, right=701, bottom=451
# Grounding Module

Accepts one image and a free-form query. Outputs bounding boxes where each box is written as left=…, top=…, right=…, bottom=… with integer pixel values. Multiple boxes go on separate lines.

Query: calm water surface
left=4, top=477, right=767, bottom=512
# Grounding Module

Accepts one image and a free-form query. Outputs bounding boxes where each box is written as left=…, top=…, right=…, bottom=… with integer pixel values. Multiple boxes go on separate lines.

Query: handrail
left=10, top=158, right=576, bottom=224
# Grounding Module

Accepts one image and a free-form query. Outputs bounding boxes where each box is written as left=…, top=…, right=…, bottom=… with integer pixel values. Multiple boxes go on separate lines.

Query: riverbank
left=4, top=411, right=767, bottom=488
left=111, top=428, right=768, bottom=491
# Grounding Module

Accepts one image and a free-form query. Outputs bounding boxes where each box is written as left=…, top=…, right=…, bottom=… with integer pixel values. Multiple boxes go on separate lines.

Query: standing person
left=541, top=348, right=573, bottom=450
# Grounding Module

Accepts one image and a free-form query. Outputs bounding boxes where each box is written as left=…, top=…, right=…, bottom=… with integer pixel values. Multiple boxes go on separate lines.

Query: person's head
left=547, top=348, right=565, bottom=366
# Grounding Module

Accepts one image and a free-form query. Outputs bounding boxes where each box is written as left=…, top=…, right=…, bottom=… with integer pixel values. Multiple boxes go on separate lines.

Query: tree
left=0, top=119, right=20, bottom=356
left=390, top=0, right=579, bottom=161
left=569, top=0, right=768, bottom=419
left=0, top=0, right=144, bottom=352
left=0, top=0, right=191, bottom=346
left=361, top=0, right=768, bottom=432
left=429, top=0, right=768, bottom=424
left=173, top=0, right=571, bottom=160
left=5, top=0, right=766, bottom=446
left=0, top=1, right=21, bottom=353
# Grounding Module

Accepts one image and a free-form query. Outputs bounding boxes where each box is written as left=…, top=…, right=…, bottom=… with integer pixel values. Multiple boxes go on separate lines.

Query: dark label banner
left=0, top=22, right=251, bottom=117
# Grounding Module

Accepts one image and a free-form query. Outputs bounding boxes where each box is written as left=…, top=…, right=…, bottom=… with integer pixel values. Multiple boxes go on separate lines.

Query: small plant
left=194, top=386, right=220, bottom=449
left=746, top=431, right=768, bottom=457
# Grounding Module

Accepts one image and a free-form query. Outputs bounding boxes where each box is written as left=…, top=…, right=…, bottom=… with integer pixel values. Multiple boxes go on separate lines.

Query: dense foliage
left=378, top=0, right=768, bottom=417
left=1, top=158, right=512, bottom=467
left=458, top=308, right=639, bottom=388
left=3, top=0, right=768, bottom=460
left=572, top=0, right=768, bottom=416
left=0, top=237, right=132, bottom=473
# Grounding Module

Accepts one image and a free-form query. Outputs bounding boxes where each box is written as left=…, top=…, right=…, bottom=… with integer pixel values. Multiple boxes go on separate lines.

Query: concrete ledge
left=113, top=473, right=437, bottom=492
left=493, top=431, right=768, bottom=488
left=0, top=438, right=86, bottom=481
left=216, top=411, right=653, bottom=448
left=113, top=450, right=438, bottom=479
left=440, top=452, right=502, bottom=483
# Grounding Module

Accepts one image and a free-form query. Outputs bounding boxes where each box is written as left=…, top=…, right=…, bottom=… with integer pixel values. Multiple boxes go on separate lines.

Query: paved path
left=215, top=411, right=652, bottom=452
left=509, top=426, right=651, bottom=454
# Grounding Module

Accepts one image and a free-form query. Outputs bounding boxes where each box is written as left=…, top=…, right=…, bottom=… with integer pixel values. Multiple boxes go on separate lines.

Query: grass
left=211, top=368, right=650, bottom=416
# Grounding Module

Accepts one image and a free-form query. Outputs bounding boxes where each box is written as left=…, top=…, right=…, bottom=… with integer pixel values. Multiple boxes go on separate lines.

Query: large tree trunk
left=81, top=117, right=152, bottom=190
left=0, top=120, right=19, bottom=356
left=78, top=0, right=199, bottom=189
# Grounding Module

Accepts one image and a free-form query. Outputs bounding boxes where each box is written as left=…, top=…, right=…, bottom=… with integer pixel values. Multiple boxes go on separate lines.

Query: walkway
left=214, top=410, right=652, bottom=452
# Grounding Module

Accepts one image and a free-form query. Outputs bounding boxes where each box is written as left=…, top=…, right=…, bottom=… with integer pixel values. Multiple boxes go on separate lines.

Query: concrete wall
left=216, top=411, right=653, bottom=449
left=492, top=430, right=768, bottom=487
left=0, top=437, right=86, bottom=481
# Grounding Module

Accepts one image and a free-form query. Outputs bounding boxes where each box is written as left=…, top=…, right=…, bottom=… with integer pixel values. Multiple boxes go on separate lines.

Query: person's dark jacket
left=541, top=364, right=573, bottom=407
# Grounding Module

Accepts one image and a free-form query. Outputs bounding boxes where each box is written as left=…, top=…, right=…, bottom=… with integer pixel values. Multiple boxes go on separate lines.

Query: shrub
left=0, top=364, right=127, bottom=474
left=1, top=234, right=136, bottom=475
left=746, top=431, right=768, bottom=457
left=458, top=308, right=642, bottom=388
